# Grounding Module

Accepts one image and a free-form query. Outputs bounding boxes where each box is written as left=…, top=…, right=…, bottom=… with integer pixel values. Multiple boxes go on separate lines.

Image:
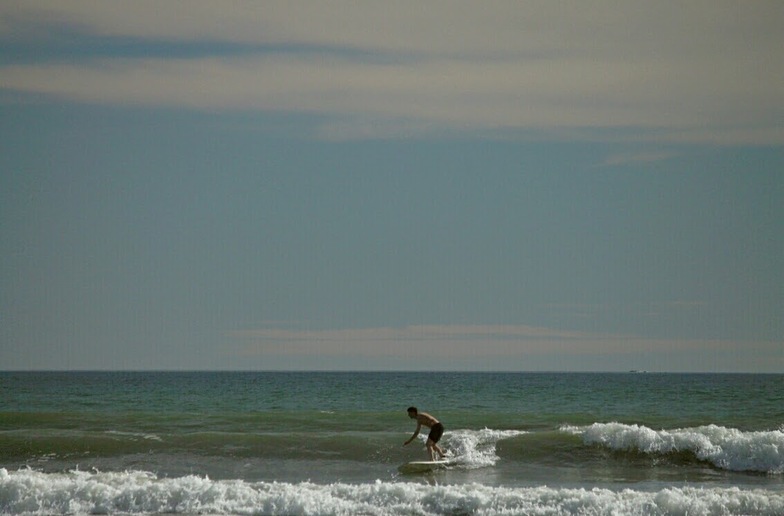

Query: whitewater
left=3, top=469, right=784, bottom=515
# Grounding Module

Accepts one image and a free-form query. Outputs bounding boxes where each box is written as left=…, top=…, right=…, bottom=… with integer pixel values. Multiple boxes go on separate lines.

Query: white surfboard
left=397, top=460, right=450, bottom=474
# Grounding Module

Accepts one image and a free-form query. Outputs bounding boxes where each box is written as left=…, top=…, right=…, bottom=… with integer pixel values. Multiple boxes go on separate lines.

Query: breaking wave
left=563, top=423, right=784, bottom=474
left=2, top=468, right=783, bottom=515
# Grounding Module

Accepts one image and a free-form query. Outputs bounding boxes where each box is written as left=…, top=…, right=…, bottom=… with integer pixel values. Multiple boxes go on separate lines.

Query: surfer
left=403, top=406, right=446, bottom=460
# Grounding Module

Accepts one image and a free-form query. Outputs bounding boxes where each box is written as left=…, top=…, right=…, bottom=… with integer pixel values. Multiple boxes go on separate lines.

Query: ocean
left=1, top=371, right=782, bottom=515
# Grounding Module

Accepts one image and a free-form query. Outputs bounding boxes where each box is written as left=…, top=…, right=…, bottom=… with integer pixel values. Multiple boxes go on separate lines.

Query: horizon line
left=2, top=369, right=780, bottom=375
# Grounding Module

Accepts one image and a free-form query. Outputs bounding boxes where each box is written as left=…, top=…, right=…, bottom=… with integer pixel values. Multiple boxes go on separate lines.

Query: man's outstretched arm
left=403, top=423, right=421, bottom=445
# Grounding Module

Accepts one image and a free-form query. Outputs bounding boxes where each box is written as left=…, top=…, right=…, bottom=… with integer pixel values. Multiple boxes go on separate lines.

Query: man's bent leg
left=426, top=439, right=435, bottom=461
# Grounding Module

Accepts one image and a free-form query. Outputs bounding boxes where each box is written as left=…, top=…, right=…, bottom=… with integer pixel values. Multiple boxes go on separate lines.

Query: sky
left=1, top=1, right=782, bottom=372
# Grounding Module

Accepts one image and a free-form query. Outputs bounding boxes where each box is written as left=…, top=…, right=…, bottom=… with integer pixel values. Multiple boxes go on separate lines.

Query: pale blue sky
left=1, top=2, right=782, bottom=371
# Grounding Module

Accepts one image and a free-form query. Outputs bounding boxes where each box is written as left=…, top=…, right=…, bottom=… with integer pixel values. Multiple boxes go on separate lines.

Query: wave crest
left=563, top=423, right=784, bottom=473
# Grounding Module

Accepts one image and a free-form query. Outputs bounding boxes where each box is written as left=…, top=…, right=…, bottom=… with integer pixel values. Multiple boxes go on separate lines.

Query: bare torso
left=415, top=412, right=440, bottom=428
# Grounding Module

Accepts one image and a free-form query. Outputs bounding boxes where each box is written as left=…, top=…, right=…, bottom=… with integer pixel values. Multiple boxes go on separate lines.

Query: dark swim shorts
left=428, top=422, right=444, bottom=443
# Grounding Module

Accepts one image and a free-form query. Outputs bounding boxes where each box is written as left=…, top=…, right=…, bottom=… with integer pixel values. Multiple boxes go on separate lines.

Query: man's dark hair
left=407, top=406, right=417, bottom=414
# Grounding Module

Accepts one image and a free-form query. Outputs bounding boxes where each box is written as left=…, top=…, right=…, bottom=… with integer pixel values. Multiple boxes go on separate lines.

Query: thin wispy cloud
left=228, top=324, right=780, bottom=369
left=1, top=1, right=782, bottom=143
left=230, top=324, right=592, bottom=343
left=230, top=325, right=561, bottom=362
left=599, top=151, right=678, bottom=167
left=229, top=324, right=608, bottom=360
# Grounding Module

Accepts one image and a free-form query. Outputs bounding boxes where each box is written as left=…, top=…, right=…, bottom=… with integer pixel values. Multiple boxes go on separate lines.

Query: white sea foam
left=439, top=428, right=526, bottom=469
left=562, top=423, right=784, bottom=474
left=2, top=468, right=783, bottom=515
left=105, top=430, right=163, bottom=442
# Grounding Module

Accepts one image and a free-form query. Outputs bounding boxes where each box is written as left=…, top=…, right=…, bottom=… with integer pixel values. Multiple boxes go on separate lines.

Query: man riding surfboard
left=403, top=407, right=446, bottom=461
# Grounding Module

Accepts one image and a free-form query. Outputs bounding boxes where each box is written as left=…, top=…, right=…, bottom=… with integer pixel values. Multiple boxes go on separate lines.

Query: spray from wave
left=440, top=428, right=527, bottom=469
